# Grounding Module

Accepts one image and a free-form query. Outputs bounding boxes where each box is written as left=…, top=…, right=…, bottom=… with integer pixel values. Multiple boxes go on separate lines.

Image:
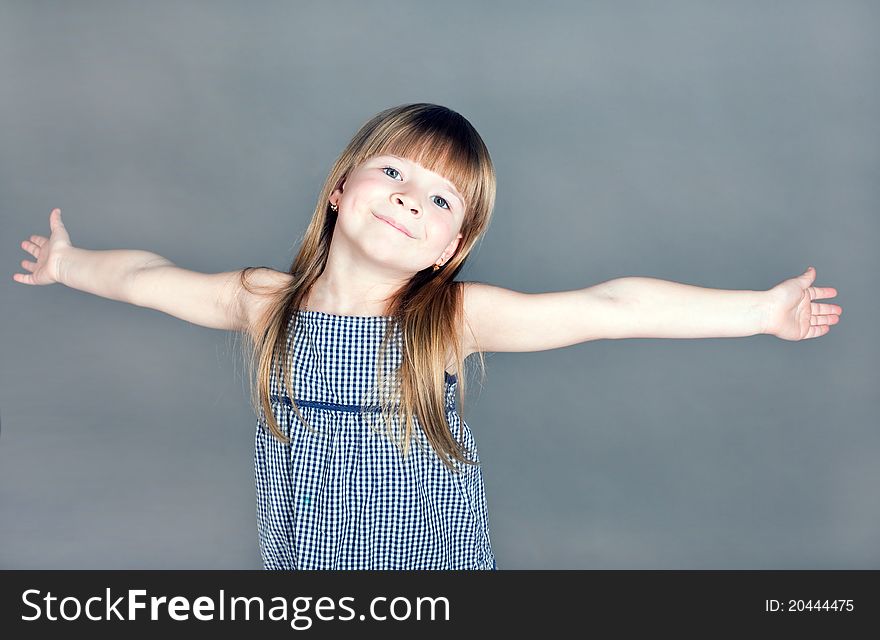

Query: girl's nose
left=394, top=195, right=420, bottom=215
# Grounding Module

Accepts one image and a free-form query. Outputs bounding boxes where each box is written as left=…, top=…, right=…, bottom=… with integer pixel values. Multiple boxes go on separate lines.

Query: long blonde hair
left=237, top=103, right=496, bottom=473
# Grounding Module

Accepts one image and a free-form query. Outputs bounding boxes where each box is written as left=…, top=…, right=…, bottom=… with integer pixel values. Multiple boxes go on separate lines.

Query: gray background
left=1, top=0, right=875, bottom=569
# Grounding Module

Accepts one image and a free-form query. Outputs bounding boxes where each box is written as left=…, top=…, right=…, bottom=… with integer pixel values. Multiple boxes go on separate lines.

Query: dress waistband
left=269, top=394, right=457, bottom=413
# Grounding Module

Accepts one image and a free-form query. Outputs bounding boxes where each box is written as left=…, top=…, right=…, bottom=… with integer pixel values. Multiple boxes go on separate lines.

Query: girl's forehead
left=368, top=153, right=422, bottom=167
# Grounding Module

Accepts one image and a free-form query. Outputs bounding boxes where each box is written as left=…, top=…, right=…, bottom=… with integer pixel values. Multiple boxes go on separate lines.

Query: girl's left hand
left=763, top=266, right=842, bottom=341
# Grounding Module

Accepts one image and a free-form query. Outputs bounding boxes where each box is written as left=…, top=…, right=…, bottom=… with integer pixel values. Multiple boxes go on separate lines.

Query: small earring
left=433, top=263, right=442, bottom=272
left=330, top=202, right=338, bottom=213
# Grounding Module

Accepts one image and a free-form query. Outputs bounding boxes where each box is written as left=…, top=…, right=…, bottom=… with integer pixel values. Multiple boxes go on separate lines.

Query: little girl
left=14, top=103, right=842, bottom=570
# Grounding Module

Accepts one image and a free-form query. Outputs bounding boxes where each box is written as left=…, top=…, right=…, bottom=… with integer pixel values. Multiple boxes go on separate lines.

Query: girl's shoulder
left=240, top=268, right=294, bottom=340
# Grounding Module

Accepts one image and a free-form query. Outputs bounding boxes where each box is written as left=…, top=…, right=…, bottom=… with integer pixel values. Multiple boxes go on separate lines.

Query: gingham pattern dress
left=254, top=309, right=497, bottom=570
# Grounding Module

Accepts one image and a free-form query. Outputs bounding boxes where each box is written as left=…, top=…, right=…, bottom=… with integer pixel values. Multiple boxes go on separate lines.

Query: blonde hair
left=237, top=103, right=496, bottom=473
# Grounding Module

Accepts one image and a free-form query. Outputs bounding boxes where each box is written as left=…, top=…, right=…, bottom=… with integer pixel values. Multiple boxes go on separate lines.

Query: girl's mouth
left=373, top=212, right=413, bottom=238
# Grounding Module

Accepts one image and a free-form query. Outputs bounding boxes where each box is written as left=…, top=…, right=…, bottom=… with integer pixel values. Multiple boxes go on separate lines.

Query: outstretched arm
left=461, top=267, right=842, bottom=354
left=609, top=266, right=841, bottom=341
left=13, top=208, right=254, bottom=332
left=600, top=276, right=768, bottom=339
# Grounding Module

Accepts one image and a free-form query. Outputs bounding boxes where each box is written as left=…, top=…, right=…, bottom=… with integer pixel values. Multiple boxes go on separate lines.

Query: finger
left=805, top=325, right=830, bottom=339
left=810, top=315, right=838, bottom=326
left=808, top=286, right=838, bottom=300
left=12, top=273, right=34, bottom=285
left=21, top=259, right=36, bottom=272
left=21, top=240, right=40, bottom=257
left=30, top=235, right=47, bottom=245
left=811, top=302, right=842, bottom=315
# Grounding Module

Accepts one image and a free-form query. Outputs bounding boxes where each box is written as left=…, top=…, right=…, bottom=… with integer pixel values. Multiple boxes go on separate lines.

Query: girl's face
left=329, top=154, right=465, bottom=273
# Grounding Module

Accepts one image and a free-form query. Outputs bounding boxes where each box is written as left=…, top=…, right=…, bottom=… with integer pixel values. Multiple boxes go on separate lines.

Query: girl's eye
left=382, top=166, right=452, bottom=211
left=382, top=166, right=401, bottom=180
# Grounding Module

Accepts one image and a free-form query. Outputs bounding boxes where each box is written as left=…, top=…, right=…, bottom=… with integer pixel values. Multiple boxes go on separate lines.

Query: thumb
left=49, top=208, right=71, bottom=242
left=800, top=266, right=816, bottom=282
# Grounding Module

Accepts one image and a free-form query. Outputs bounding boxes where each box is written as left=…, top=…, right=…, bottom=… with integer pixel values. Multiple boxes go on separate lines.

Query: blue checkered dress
left=254, top=309, right=497, bottom=570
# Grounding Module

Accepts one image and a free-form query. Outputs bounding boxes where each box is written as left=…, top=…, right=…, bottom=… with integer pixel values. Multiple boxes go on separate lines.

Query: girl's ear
left=441, top=233, right=463, bottom=260
left=329, top=182, right=345, bottom=207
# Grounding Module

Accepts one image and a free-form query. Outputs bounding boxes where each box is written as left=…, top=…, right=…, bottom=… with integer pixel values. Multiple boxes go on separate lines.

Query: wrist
left=55, top=245, right=77, bottom=286
left=757, top=289, right=774, bottom=335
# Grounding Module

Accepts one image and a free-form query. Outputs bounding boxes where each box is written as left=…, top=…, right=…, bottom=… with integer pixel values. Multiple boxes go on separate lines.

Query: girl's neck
left=303, top=286, right=392, bottom=317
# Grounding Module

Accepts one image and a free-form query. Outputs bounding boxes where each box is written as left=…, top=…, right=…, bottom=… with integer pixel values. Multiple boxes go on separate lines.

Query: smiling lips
left=373, top=213, right=414, bottom=238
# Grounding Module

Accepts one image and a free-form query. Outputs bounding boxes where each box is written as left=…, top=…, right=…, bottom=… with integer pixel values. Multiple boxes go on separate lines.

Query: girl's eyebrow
left=379, top=154, right=464, bottom=206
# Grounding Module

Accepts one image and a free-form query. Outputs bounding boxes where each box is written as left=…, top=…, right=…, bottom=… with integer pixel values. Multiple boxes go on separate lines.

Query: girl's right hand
left=13, top=208, right=74, bottom=285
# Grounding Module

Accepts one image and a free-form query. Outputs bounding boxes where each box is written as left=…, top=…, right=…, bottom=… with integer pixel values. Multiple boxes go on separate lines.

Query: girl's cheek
left=426, top=222, right=448, bottom=247
left=432, top=217, right=453, bottom=236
